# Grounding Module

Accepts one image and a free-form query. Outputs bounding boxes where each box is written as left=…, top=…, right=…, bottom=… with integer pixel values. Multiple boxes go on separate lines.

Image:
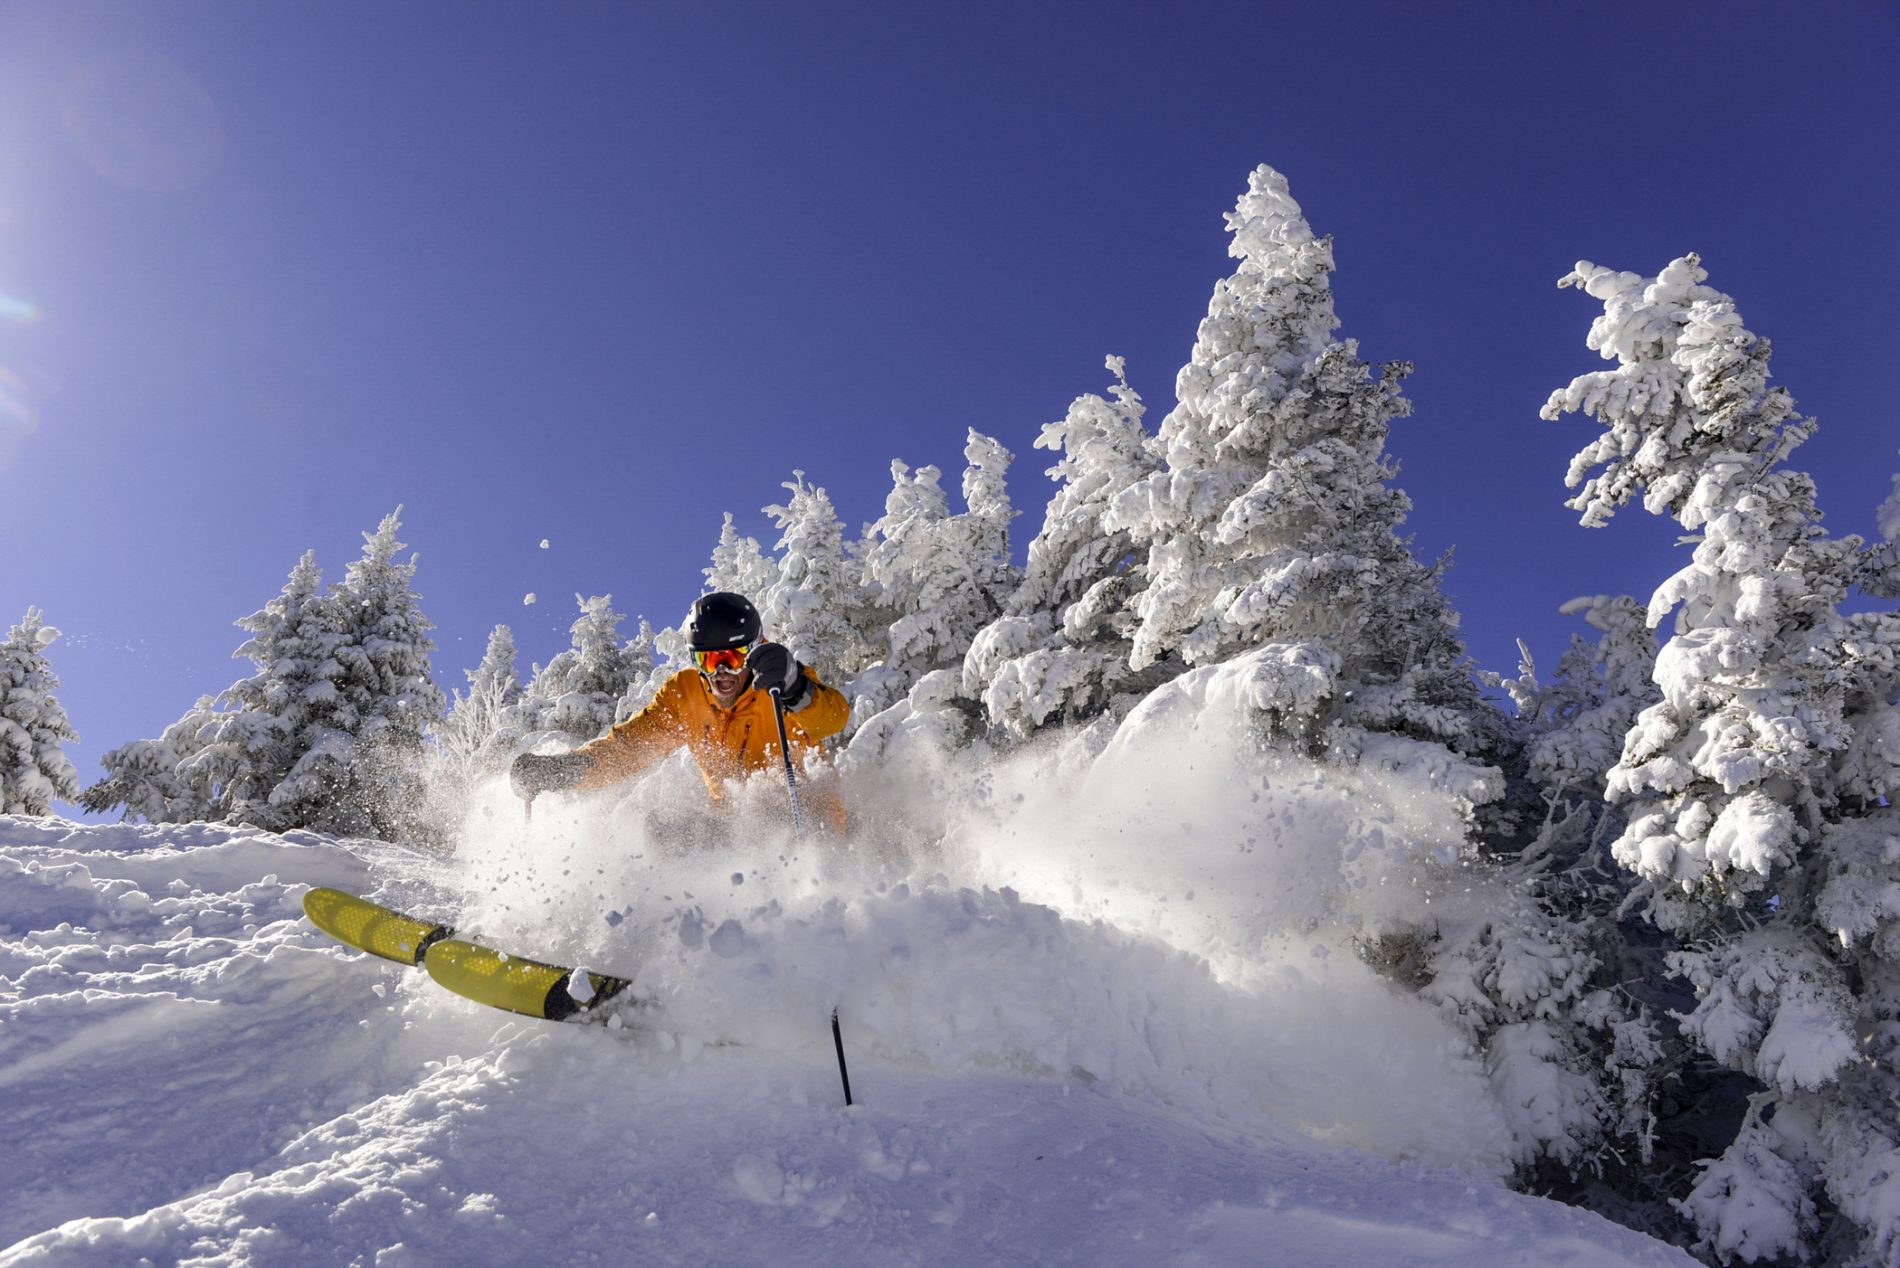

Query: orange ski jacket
left=572, top=656, right=850, bottom=822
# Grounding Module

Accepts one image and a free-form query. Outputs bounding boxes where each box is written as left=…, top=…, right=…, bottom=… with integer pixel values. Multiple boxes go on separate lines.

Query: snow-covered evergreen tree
left=84, top=552, right=346, bottom=827
left=704, top=512, right=779, bottom=600
left=960, top=430, right=1018, bottom=606
left=87, top=511, right=446, bottom=842
left=1864, top=458, right=1900, bottom=601
left=852, top=459, right=952, bottom=722
left=650, top=612, right=691, bottom=680
left=0, top=607, right=81, bottom=815
left=964, top=356, right=1169, bottom=737
left=1545, top=254, right=1900, bottom=1265
left=81, top=699, right=220, bottom=823
left=1490, top=596, right=1660, bottom=864
left=1045, top=166, right=1652, bottom=1192
left=1100, top=165, right=1489, bottom=767
left=1419, top=597, right=1677, bottom=1206
left=172, top=550, right=345, bottom=827
left=267, top=508, right=444, bottom=839
left=521, top=595, right=649, bottom=743
left=415, top=622, right=529, bottom=834
left=334, top=509, right=445, bottom=738
left=852, top=432, right=1020, bottom=726
left=759, top=472, right=878, bottom=681
left=612, top=617, right=661, bottom=722
left=436, top=623, right=523, bottom=774
left=1418, top=876, right=1665, bottom=1181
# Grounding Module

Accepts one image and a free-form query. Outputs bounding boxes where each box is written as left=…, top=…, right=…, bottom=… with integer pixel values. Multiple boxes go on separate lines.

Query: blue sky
left=2, top=1, right=1894, bottom=812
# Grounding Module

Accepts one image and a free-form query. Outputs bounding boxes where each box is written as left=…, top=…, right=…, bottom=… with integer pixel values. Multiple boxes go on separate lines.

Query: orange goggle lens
left=693, top=646, right=750, bottom=674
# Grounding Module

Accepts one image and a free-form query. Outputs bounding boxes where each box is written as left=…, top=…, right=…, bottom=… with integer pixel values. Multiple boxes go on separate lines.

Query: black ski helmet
left=687, top=592, right=762, bottom=651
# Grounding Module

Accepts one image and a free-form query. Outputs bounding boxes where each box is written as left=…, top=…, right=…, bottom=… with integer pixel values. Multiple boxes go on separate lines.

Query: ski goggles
left=692, top=645, right=751, bottom=674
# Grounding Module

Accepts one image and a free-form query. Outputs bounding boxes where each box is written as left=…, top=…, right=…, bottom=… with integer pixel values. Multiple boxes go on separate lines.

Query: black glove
left=745, top=643, right=808, bottom=708
left=510, top=751, right=592, bottom=799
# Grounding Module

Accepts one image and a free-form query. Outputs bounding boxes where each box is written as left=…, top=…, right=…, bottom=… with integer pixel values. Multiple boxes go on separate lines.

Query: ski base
left=303, top=887, right=639, bottom=1023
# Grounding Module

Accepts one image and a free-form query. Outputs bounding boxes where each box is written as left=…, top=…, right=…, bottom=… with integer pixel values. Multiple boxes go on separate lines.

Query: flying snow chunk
left=523, top=593, right=537, bottom=606
left=709, top=919, right=747, bottom=957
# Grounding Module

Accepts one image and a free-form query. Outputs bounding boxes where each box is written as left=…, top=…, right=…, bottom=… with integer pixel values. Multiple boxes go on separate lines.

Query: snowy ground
left=0, top=700, right=1701, bottom=1265
left=0, top=818, right=1694, bottom=1267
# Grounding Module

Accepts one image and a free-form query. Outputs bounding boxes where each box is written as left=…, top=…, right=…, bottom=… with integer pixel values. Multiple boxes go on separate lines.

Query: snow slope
left=0, top=806, right=1696, bottom=1267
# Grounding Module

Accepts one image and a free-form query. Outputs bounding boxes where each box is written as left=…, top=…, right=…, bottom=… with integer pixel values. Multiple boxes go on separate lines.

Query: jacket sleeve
left=573, top=671, right=690, bottom=790
left=784, top=666, right=851, bottom=744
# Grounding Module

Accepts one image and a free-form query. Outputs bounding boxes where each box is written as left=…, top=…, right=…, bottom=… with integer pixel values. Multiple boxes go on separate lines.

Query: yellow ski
left=304, top=886, right=452, bottom=966
left=303, top=886, right=637, bottom=1023
left=422, top=938, right=634, bottom=1022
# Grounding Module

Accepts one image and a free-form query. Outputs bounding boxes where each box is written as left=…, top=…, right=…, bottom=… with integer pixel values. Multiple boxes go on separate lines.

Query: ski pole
left=769, top=689, right=843, bottom=1100
left=767, top=686, right=806, bottom=840
left=831, top=1007, right=854, bottom=1107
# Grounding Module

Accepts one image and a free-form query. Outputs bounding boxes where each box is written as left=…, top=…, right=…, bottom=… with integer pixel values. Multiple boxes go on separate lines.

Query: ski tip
left=303, top=886, right=453, bottom=967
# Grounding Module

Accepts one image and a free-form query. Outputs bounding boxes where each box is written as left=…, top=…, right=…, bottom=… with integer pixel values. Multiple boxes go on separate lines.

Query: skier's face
left=705, top=664, right=750, bottom=708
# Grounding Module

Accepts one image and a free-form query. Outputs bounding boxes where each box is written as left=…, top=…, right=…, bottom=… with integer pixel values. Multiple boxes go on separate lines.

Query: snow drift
left=0, top=665, right=1701, bottom=1263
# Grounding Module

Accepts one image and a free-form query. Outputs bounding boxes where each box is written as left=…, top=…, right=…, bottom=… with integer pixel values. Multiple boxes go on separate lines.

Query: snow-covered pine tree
left=81, top=700, right=220, bottom=823
left=1864, top=458, right=1900, bottom=601
left=266, top=508, right=445, bottom=839
left=334, top=509, right=445, bottom=739
left=1417, top=870, right=1666, bottom=1188
left=522, top=595, right=647, bottom=743
left=86, top=515, right=444, bottom=839
left=1100, top=164, right=1491, bottom=769
left=1493, top=595, right=1661, bottom=869
left=851, top=432, right=1020, bottom=728
left=413, top=622, right=530, bottom=835
left=650, top=614, right=690, bottom=679
left=173, top=550, right=346, bottom=828
left=963, top=355, right=1169, bottom=738
left=612, top=617, right=661, bottom=722
left=850, top=459, right=952, bottom=724
left=1545, top=254, right=1900, bottom=1265
left=704, top=512, right=779, bottom=600
left=961, top=430, right=1019, bottom=607
left=0, top=607, right=81, bottom=815
left=1430, top=596, right=1677, bottom=1216
left=436, top=623, right=523, bottom=774
left=759, top=472, right=878, bottom=683
left=84, top=552, right=345, bottom=827
left=1071, top=165, right=1662, bottom=1190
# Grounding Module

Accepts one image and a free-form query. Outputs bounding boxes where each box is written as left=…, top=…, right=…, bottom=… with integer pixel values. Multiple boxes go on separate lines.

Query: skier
left=509, top=592, right=849, bottom=832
